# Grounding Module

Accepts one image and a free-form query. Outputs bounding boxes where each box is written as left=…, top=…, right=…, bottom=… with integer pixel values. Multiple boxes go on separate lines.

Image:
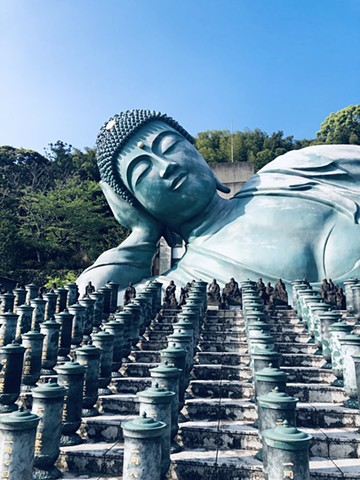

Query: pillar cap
left=258, top=387, right=298, bottom=409
left=76, top=343, right=101, bottom=356
left=55, top=310, right=73, bottom=320
left=68, top=302, right=86, bottom=312
left=262, top=420, right=313, bottom=451
left=122, top=412, right=166, bottom=437
left=254, top=364, right=287, bottom=382
left=150, top=362, right=181, bottom=377
left=78, top=297, right=96, bottom=305
left=0, top=407, right=40, bottom=430
left=22, top=330, right=45, bottom=340
left=0, top=342, right=25, bottom=354
left=137, top=384, right=175, bottom=403
left=339, top=333, right=360, bottom=345
left=160, top=345, right=187, bottom=357
left=32, top=379, right=66, bottom=398
left=55, top=359, right=86, bottom=375
left=329, top=321, right=353, bottom=332
left=0, top=312, right=18, bottom=319
left=92, top=330, right=115, bottom=341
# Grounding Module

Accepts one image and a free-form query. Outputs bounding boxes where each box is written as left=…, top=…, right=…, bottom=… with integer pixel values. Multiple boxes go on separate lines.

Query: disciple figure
left=222, top=278, right=241, bottom=306
left=124, top=282, right=136, bottom=305
left=77, top=109, right=360, bottom=302
left=207, top=279, right=221, bottom=305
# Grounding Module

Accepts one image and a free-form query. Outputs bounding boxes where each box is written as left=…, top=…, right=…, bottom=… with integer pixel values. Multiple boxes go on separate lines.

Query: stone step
left=120, top=361, right=157, bottom=377
left=197, top=340, right=319, bottom=354
left=170, top=449, right=360, bottom=479
left=58, top=441, right=123, bottom=477
left=99, top=393, right=139, bottom=415
left=195, top=352, right=246, bottom=366
left=281, top=353, right=326, bottom=368
left=179, top=421, right=360, bottom=459
left=80, top=414, right=133, bottom=443
left=113, top=376, right=151, bottom=394
left=200, top=331, right=311, bottom=343
left=184, top=399, right=360, bottom=428
left=129, top=350, right=161, bottom=363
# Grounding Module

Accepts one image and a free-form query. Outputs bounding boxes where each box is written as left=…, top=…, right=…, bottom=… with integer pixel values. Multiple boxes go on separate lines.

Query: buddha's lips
left=171, top=172, right=187, bottom=190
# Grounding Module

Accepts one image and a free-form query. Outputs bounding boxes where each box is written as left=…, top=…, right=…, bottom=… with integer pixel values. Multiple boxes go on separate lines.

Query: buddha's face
left=116, top=120, right=217, bottom=225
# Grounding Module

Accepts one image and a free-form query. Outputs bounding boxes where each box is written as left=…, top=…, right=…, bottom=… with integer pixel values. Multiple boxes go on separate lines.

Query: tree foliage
left=0, top=143, right=127, bottom=285
left=316, top=105, right=360, bottom=145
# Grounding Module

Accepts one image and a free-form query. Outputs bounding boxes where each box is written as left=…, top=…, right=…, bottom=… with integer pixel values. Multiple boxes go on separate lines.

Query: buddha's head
left=97, top=109, right=228, bottom=226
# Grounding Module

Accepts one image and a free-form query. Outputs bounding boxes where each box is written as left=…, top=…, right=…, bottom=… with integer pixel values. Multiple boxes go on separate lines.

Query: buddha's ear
left=215, top=176, right=231, bottom=194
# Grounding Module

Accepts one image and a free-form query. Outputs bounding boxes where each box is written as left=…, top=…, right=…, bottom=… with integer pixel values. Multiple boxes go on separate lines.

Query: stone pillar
left=343, top=278, right=358, bottom=313
left=137, top=292, right=154, bottom=328
left=150, top=362, right=181, bottom=452
left=329, top=321, right=353, bottom=386
left=173, top=318, right=195, bottom=355
left=13, top=287, right=27, bottom=312
left=167, top=330, right=193, bottom=376
left=105, top=281, right=119, bottom=313
left=0, top=292, right=15, bottom=314
left=15, top=304, right=34, bottom=341
left=254, top=364, right=287, bottom=401
left=0, top=312, right=19, bottom=346
left=339, top=333, right=360, bottom=408
left=30, top=297, right=46, bottom=332
left=31, top=379, right=66, bottom=480
left=123, top=302, right=141, bottom=349
left=56, top=360, right=85, bottom=446
left=248, top=330, right=275, bottom=355
left=97, top=286, right=111, bottom=320
left=262, top=420, right=312, bottom=480
left=25, top=283, right=38, bottom=303
left=55, top=309, right=73, bottom=362
left=64, top=283, right=78, bottom=307
left=0, top=342, right=26, bottom=412
left=78, top=295, right=96, bottom=339
left=21, top=330, right=45, bottom=391
left=40, top=319, right=60, bottom=375
left=92, top=330, right=115, bottom=395
left=89, top=291, right=104, bottom=331
left=316, top=310, right=342, bottom=362
left=68, top=302, right=86, bottom=348
left=76, top=342, right=101, bottom=417
left=104, top=319, right=124, bottom=376
left=54, top=287, right=68, bottom=313
left=352, top=353, right=360, bottom=409
left=114, top=310, right=132, bottom=360
left=0, top=407, right=40, bottom=480
left=251, top=346, right=282, bottom=374
left=306, top=301, right=329, bottom=340
left=351, top=284, right=360, bottom=319
left=137, top=384, right=175, bottom=478
left=246, top=319, right=271, bottom=335
left=133, top=297, right=150, bottom=335
left=160, top=344, right=187, bottom=411
left=122, top=412, right=166, bottom=480
left=43, top=292, right=58, bottom=321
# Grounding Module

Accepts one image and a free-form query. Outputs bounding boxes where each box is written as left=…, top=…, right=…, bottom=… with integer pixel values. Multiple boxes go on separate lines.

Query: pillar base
left=0, top=403, right=17, bottom=413
left=82, top=406, right=100, bottom=417
left=33, top=465, right=62, bottom=480
left=60, top=432, right=83, bottom=446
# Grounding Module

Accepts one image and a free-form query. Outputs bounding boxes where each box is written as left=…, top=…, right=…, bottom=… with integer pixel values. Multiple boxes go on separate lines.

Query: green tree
left=316, top=105, right=360, bottom=144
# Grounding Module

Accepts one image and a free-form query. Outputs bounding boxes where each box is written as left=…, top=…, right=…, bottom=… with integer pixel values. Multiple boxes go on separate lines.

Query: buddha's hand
left=100, top=181, right=164, bottom=243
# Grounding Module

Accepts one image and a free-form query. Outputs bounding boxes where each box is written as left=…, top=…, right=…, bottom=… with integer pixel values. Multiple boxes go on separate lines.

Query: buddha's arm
left=76, top=231, right=158, bottom=296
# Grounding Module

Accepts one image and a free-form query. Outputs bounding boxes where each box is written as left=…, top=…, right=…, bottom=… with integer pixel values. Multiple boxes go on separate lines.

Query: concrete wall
left=210, top=162, right=254, bottom=198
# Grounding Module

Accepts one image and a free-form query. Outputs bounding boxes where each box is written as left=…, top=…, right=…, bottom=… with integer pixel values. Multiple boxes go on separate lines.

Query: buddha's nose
left=159, top=161, right=177, bottom=179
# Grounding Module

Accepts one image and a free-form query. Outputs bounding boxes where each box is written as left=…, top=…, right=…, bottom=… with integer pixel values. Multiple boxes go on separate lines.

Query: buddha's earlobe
left=215, top=176, right=231, bottom=194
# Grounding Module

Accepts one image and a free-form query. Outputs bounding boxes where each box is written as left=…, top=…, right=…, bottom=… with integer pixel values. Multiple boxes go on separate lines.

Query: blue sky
left=1, top=0, right=360, bottom=153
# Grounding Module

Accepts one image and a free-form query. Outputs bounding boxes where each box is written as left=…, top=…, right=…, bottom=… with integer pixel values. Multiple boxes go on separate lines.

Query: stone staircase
left=58, top=306, right=360, bottom=479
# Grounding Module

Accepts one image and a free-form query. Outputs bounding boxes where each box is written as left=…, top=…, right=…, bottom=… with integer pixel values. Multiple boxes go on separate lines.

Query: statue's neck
left=172, top=194, right=237, bottom=242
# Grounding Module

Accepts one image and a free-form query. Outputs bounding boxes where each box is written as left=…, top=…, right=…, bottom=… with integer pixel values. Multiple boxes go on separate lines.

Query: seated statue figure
left=77, top=109, right=360, bottom=303
left=124, top=282, right=136, bottom=305
left=222, top=277, right=241, bottom=306
left=207, top=278, right=221, bottom=306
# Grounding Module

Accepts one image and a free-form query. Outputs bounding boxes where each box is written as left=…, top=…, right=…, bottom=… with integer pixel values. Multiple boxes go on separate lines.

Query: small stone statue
left=265, top=282, right=274, bottom=306
left=273, top=279, right=288, bottom=306
left=222, top=277, right=241, bottom=307
left=165, top=281, right=176, bottom=302
left=179, top=282, right=191, bottom=306
left=124, top=282, right=136, bottom=305
left=207, top=279, right=221, bottom=306
left=84, top=281, right=95, bottom=297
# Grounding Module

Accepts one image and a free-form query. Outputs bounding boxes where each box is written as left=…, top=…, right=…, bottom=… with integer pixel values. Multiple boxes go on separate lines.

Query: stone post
left=43, top=292, right=58, bottom=321
left=13, top=286, right=27, bottom=312
left=25, top=283, right=38, bottom=303
left=254, top=364, right=287, bottom=401
left=137, top=291, right=155, bottom=327
left=123, top=302, right=141, bottom=348
left=0, top=342, right=26, bottom=412
left=64, top=283, right=78, bottom=307
left=88, top=291, right=104, bottom=331
left=68, top=302, right=86, bottom=348
left=15, top=304, right=34, bottom=341
left=122, top=412, right=166, bottom=480
left=248, top=330, right=275, bottom=355
left=343, top=278, right=358, bottom=313
left=56, top=360, right=86, bottom=446
left=105, top=281, right=119, bottom=313
left=262, top=420, right=312, bottom=480
left=54, top=287, right=68, bottom=313
left=114, top=310, right=132, bottom=360
left=0, top=312, right=19, bottom=346
left=21, top=330, right=45, bottom=391
left=92, top=330, right=115, bottom=395
left=317, top=310, right=342, bottom=362
left=30, top=297, right=46, bottom=332
left=251, top=346, right=282, bottom=374
left=76, top=342, right=101, bottom=417
left=133, top=297, right=149, bottom=336
left=339, top=333, right=360, bottom=408
left=137, top=384, right=175, bottom=478
left=31, top=379, right=66, bottom=480
left=40, top=319, right=60, bottom=375
left=306, top=300, right=329, bottom=341
left=352, top=284, right=360, bottom=319
left=0, top=291, right=15, bottom=313
left=0, top=407, right=40, bottom=480
left=167, top=330, right=193, bottom=378
left=97, top=286, right=111, bottom=320
left=160, top=344, right=187, bottom=411
left=150, top=362, right=181, bottom=452
left=104, top=319, right=124, bottom=376
left=78, top=295, right=96, bottom=339
left=329, top=321, right=353, bottom=386
left=352, top=353, right=360, bottom=409
left=54, top=309, right=73, bottom=362
left=173, top=317, right=195, bottom=356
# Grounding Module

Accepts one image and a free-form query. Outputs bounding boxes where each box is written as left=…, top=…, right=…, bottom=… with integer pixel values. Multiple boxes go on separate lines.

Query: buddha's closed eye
left=128, top=156, right=151, bottom=189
